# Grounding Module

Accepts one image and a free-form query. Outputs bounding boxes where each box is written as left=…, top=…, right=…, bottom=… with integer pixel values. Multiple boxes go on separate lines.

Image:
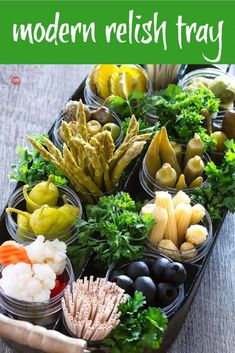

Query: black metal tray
left=0, top=77, right=228, bottom=353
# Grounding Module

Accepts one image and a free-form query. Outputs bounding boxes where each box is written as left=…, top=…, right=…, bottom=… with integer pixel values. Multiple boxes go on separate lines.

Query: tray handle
left=0, top=313, right=89, bottom=353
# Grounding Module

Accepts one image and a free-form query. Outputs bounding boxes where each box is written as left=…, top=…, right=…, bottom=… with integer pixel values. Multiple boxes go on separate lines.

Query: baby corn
left=155, top=191, right=178, bottom=246
left=175, top=202, right=192, bottom=245
left=173, top=190, right=191, bottom=208
left=191, top=204, right=206, bottom=224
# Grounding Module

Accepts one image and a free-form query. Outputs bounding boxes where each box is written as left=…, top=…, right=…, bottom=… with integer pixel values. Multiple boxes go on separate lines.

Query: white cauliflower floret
left=26, top=235, right=67, bottom=275
left=26, top=236, right=46, bottom=263
left=0, top=262, right=56, bottom=303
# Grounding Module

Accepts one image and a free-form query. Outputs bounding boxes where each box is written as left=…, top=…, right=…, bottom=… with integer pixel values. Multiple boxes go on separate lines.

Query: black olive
left=151, top=258, right=171, bottom=282
left=126, top=261, right=150, bottom=280
left=157, top=283, right=178, bottom=307
left=134, top=276, right=157, bottom=306
left=163, top=262, right=187, bottom=285
left=111, top=275, right=133, bottom=295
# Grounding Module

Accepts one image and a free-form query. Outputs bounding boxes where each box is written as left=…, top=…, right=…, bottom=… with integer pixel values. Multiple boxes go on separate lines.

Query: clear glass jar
left=5, top=183, right=83, bottom=245
left=146, top=204, right=213, bottom=264
left=0, top=258, right=74, bottom=329
left=106, top=252, right=185, bottom=318
left=179, top=67, right=227, bottom=88
left=62, top=315, right=107, bottom=352
left=51, top=104, right=124, bottom=149
left=84, top=64, right=152, bottom=108
left=139, top=146, right=211, bottom=198
left=179, top=68, right=234, bottom=113
left=78, top=185, right=119, bottom=205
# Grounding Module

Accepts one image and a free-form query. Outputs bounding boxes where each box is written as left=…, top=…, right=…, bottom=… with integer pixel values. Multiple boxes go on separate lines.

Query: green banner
left=0, top=1, right=234, bottom=63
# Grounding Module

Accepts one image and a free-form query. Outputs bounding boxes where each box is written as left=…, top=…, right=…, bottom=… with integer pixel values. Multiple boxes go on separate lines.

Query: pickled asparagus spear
left=92, top=131, right=115, bottom=162
left=84, top=144, right=104, bottom=189
left=111, top=141, right=146, bottom=186
left=145, top=130, right=161, bottom=178
left=90, top=137, right=112, bottom=191
left=76, top=100, right=88, bottom=142
left=123, top=115, right=139, bottom=143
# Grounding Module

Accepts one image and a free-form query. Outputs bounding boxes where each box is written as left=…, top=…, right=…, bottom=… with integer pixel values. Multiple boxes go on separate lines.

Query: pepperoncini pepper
left=25, top=175, right=59, bottom=213
left=6, top=198, right=80, bottom=238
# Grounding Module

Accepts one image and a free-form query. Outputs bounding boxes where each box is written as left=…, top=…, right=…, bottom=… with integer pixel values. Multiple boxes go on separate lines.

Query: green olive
left=87, top=120, right=102, bottom=136
left=102, top=123, right=121, bottom=142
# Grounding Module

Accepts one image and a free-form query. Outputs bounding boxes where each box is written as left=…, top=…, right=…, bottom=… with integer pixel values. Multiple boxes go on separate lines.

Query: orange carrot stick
left=0, top=242, right=31, bottom=266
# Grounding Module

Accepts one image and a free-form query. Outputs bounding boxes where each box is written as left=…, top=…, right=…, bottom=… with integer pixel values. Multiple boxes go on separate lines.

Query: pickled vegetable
left=210, top=75, right=235, bottom=106
left=155, top=191, right=178, bottom=246
left=160, top=127, right=181, bottom=177
left=189, top=176, right=203, bottom=188
left=175, top=203, right=192, bottom=245
left=211, top=131, right=228, bottom=152
left=155, top=163, right=177, bottom=188
left=180, top=242, right=197, bottom=259
left=222, top=110, right=235, bottom=139
left=173, top=190, right=191, bottom=208
left=102, top=123, right=121, bottom=142
left=170, top=141, right=182, bottom=166
left=175, top=174, right=187, bottom=190
left=24, top=176, right=59, bottom=213
left=184, top=156, right=204, bottom=185
left=186, top=225, right=208, bottom=245
left=6, top=202, right=80, bottom=237
left=191, top=204, right=206, bottom=224
left=89, top=64, right=147, bottom=100
left=184, top=134, right=204, bottom=166
left=87, top=120, right=102, bottom=136
left=146, top=130, right=161, bottom=178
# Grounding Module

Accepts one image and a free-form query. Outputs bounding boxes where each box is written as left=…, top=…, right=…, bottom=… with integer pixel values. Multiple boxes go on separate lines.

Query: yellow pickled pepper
left=170, top=141, right=183, bottom=167
left=189, top=176, right=203, bottom=188
left=145, top=130, right=162, bottom=178
left=160, top=127, right=181, bottom=177
left=184, top=156, right=204, bottom=185
left=155, top=163, right=177, bottom=188
left=175, top=174, right=188, bottom=190
left=6, top=198, right=80, bottom=237
left=184, top=134, right=204, bottom=166
left=25, top=175, right=59, bottom=213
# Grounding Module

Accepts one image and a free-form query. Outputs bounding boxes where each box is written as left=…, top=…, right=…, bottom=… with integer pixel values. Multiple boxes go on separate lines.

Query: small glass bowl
left=179, top=68, right=234, bottom=111
left=179, top=67, right=228, bottom=88
left=84, top=64, right=152, bottom=108
left=5, top=183, right=83, bottom=245
left=139, top=146, right=211, bottom=198
left=78, top=184, right=119, bottom=206
left=0, top=258, right=74, bottom=329
left=62, top=315, right=107, bottom=352
left=145, top=201, right=213, bottom=264
left=106, top=252, right=185, bottom=318
left=52, top=104, right=124, bottom=149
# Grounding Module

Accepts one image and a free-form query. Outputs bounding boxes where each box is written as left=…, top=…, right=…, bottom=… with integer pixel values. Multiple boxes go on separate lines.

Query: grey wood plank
left=0, top=65, right=234, bottom=353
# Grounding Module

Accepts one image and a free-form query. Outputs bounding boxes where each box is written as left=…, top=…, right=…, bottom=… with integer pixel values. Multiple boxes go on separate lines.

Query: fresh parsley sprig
left=191, top=139, right=235, bottom=221
left=10, top=135, right=67, bottom=185
left=75, top=193, right=154, bottom=265
left=104, top=291, right=168, bottom=353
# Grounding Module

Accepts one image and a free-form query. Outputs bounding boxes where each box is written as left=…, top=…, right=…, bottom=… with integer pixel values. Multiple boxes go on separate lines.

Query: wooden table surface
left=0, top=65, right=234, bottom=353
